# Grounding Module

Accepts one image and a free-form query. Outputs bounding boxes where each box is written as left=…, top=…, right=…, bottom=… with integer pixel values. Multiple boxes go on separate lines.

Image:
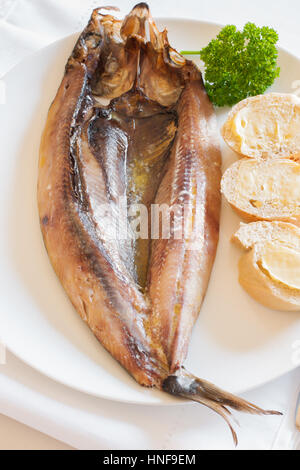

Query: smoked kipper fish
left=38, top=3, right=280, bottom=444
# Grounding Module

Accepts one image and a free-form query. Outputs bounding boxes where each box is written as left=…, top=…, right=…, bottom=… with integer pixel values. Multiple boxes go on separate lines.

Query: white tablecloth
left=0, top=0, right=299, bottom=450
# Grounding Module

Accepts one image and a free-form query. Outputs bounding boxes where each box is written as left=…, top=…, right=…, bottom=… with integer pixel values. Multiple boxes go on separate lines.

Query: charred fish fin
left=162, top=373, right=282, bottom=415
left=131, top=2, right=150, bottom=13
left=162, top=372, right=282, bottom=446
left=120, top=2, right=150, bottom=40
left=195, top=396, right=239, bottom=447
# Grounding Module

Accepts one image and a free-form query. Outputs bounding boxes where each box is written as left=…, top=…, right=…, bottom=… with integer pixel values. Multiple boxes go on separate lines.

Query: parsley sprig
left=182, top=23, right=280, bottom=107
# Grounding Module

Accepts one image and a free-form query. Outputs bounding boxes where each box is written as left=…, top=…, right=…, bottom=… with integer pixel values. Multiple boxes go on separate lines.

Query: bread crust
left=233, top=222, right=300, bottom=311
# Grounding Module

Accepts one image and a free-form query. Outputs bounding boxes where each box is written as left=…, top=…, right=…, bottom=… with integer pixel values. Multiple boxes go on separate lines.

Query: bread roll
left=222, top=93, right=300, bottom=160
left=221, top=158, right=300, bottom=225
left=232, top=221, right=300, bottom=311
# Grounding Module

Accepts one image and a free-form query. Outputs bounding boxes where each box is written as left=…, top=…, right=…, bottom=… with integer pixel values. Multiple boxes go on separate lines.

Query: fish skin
left=38, top=3, right=281, bottom=444
left=38, top=8, right=168, bottom=386
left=147, top=78, right=221, bottom=372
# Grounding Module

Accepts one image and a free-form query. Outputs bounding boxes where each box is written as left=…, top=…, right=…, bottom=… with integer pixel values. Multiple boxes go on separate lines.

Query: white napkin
left=0, top=0, right=299, bottom=450
left=0, top=351, right=298, bottom=450
left=272, top=383, right=300, bottom=450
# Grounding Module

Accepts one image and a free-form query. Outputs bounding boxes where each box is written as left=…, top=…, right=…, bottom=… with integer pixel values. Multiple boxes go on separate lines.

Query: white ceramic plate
left=0, top=18, right=300, bottom=406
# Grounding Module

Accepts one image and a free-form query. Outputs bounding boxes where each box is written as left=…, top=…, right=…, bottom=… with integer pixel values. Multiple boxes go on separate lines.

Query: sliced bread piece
left=221, top=158, right=300, bottom=225
left=222, top=93, right=300, bottom=160
left=232, top=221, right=300, bottom=311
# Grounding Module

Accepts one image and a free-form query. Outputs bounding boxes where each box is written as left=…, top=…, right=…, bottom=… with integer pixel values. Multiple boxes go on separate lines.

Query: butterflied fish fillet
left=38, top=3, right=280, bottom=444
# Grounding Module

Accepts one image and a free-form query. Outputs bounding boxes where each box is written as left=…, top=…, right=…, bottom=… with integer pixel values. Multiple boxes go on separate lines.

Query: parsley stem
left=180, top=50, right=201, bottom=55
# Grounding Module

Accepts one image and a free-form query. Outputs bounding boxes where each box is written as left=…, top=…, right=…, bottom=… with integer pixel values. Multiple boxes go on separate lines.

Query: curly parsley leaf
left=182, top=23, right=280, bottom=107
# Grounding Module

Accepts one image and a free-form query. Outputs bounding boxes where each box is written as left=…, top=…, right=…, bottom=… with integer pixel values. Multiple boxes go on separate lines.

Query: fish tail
left=162, top=369, right=282, bottom=446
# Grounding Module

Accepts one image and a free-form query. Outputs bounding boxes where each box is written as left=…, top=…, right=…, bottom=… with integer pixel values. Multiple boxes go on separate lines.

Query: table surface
left=1, top=0, right=300, bottom=450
